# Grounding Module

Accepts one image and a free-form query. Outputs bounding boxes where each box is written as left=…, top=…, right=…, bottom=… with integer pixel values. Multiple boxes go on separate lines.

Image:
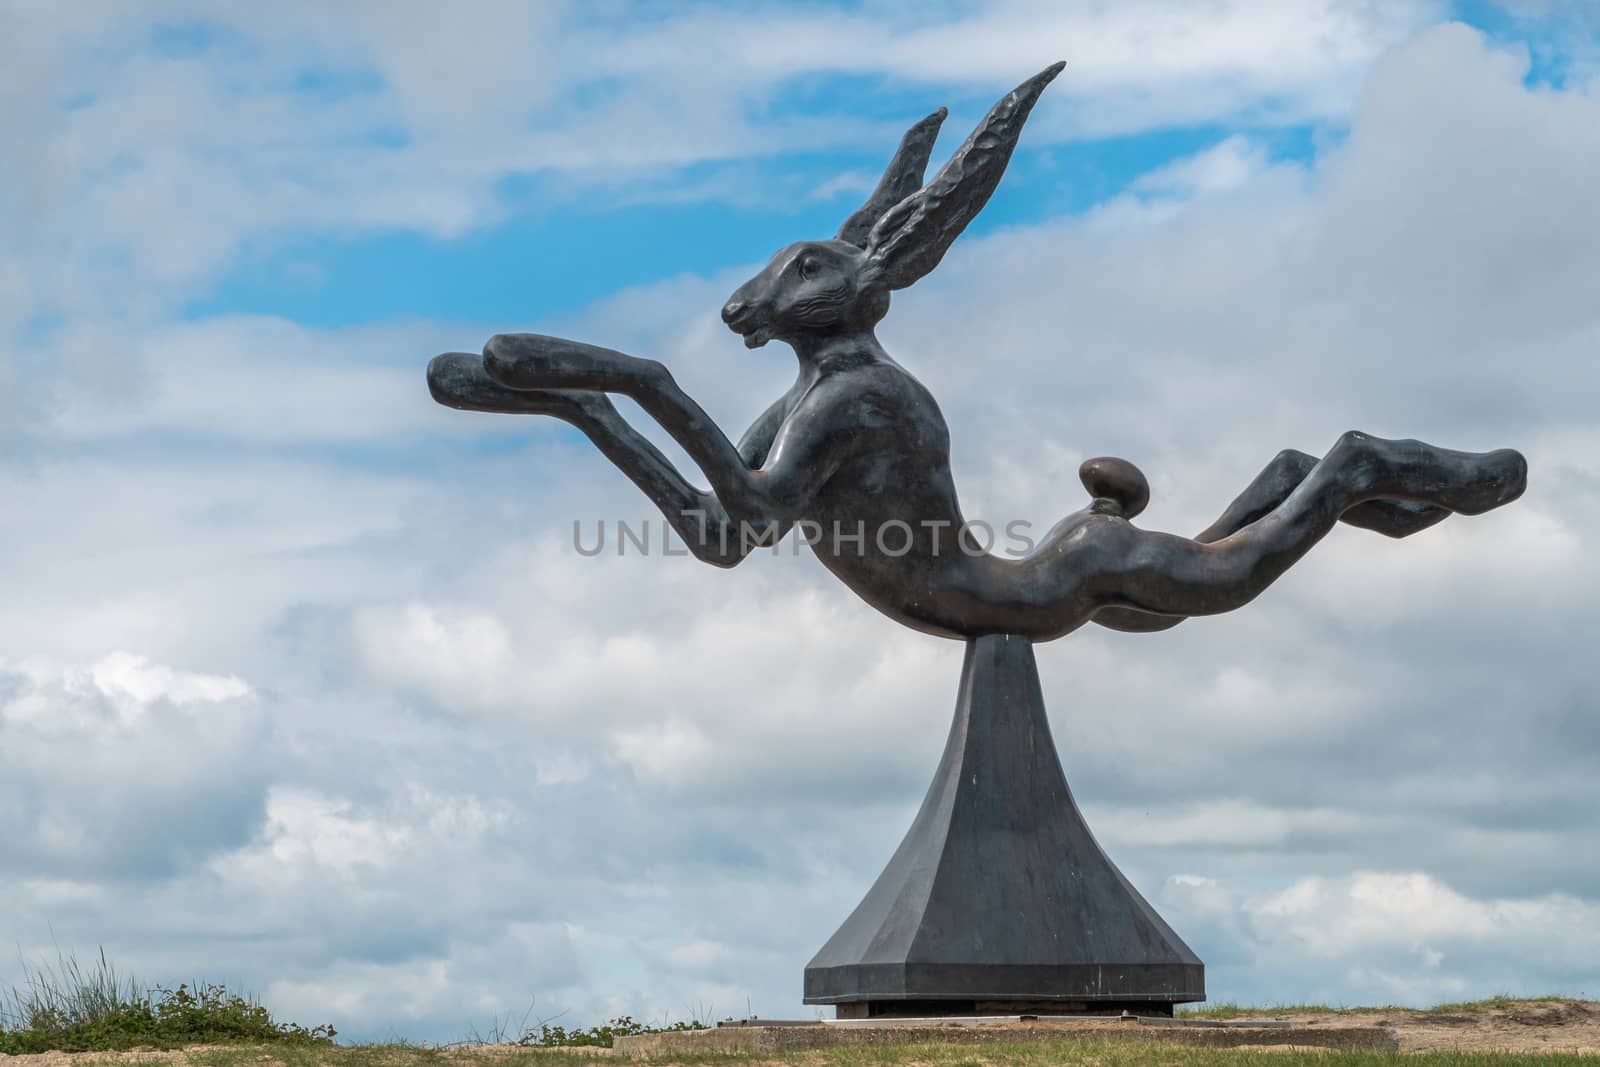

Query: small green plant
left=0, top=947, right=335, bottom=1054
left=1423, top=994, right=1569, bottom=1014
left=514, top=1013, right=710, bottom=1048
left=1178, top=1000, right=1345, bottom=1019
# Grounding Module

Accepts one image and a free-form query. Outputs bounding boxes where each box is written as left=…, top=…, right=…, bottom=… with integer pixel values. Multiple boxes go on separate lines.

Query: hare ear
left=836, top=108, right=947, bottom=248
left=863, top=62, right=1064, bottom=291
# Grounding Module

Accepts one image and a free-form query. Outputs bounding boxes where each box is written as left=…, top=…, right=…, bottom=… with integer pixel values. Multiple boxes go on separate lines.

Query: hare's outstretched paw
left=482, top=333, right=661, bottom=393
left=427, top=352, right=595, bottom=419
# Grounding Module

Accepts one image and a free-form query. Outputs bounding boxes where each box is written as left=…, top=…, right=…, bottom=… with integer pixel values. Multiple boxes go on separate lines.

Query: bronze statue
left=427, top=64, right=1526, bottom=1017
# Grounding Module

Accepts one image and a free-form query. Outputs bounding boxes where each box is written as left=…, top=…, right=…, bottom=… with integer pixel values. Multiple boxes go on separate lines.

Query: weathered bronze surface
left=427, top=64, right=1527, bottom=1015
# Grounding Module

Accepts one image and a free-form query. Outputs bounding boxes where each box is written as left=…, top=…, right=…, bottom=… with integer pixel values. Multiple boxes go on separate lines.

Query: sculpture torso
left=745, top=347, right=1008, bottom=638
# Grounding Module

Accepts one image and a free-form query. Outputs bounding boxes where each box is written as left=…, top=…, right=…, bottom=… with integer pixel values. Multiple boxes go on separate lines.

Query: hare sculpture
left=427, top=63, right=1526, bottom=642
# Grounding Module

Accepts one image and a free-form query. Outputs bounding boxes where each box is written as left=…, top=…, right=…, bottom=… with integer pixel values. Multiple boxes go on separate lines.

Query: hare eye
left=799, top=257, right=818, bottom=278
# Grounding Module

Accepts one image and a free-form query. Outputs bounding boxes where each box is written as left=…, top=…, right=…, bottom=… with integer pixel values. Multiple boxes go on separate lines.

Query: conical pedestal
left=804, top=634, right=1203, bottom=1017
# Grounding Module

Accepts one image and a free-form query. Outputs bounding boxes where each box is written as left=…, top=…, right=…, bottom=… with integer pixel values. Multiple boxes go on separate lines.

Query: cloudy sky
left=3, top=0, right=1599, bottom=1044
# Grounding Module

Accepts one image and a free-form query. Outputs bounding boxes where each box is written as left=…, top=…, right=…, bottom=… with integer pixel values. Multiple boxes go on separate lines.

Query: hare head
left=722, top=62, right=1064, bottom=352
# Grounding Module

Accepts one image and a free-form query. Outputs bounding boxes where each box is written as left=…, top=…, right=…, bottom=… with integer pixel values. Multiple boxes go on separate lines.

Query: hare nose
left=721, top=300, right=746, bottom=324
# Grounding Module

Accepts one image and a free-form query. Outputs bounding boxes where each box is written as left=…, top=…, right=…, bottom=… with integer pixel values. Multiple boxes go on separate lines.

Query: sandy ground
left=2, top=1054, right=200, bottom=1065
left=6, top=1000, right=1599, bottom=1061
left=1274, top=999, right=1600, bottom=1053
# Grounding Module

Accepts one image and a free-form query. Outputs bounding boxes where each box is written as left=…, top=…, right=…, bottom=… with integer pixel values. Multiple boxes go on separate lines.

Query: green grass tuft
left=506, top=1013, right=710, bottom=1048
left=1424, top=994, right=1574, bottom=1014
left=1178, top=1000, right=1344, bottom=1019
left=0, top=947, right=335, bottom=1054
left=1179, top=994, right=1585, bottom=1020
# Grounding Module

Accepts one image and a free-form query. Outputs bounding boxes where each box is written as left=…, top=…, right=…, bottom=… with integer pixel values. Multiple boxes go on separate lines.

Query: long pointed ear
left=863, top=62, right=1065, bottom=290
left=835, top=108, right=947, bottom=248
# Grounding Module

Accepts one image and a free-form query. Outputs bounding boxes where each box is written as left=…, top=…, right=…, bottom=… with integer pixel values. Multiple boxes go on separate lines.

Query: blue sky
left=3, top=0, right=1600, bottom=1045
left=165, top=0, right=1570, bottom=332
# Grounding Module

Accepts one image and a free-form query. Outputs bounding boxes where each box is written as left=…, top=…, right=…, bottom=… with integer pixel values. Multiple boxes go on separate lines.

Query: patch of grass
left=514, top=1014, right=711, bottom=1048
left=0, top=947, right=335, bottom=1055
left=187, top=1049, right=606, bottom=1066
left=1177, top=1000, right=1345, bottom=1019
left=174, top=1038, right=1600, bottom=1066
left=1179, top=994, right=1587, bottom=1020
left=190, top=1044, right=615, bottom=1066
left=1424, top=995, right=1573, bottom=1015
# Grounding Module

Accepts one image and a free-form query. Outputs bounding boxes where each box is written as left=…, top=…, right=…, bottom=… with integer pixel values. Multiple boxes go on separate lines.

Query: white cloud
left=90, top=651, right=250, bottom=707
left=1162, top=871, right=1600, bottom=1006
left=1088, top=799, right=1367, bottom=849
left=0, top=653, right=269, bottom=877
left=355, top=603, right=521, bottom=715
left=1133, top=135, right=1275, bottom=198
left=39, top=317, right=452, bottom=444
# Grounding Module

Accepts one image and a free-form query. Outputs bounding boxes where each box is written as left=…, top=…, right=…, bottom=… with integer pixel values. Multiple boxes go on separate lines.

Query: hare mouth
left=741, top=325, right=774, bottom=349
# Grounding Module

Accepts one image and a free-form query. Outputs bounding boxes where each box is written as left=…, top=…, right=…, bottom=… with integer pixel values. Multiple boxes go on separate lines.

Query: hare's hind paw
left=1451, top=447, right=1528, bottom=515
left=1331, top=433, right=1528, bottom=518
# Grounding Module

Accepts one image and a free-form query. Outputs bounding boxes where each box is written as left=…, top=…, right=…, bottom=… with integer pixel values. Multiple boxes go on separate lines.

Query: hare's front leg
left=482, top=333, right=770, bottom=524
left=483, top=333, right=663, bottom=393
left=429, top=353, right=759, bottom=567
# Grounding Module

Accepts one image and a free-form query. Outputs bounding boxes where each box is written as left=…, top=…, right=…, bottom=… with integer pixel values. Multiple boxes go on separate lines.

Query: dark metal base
left=833, top=999, right=1176, bottom=1019
left=804, top=634, right=1204, bottom=1011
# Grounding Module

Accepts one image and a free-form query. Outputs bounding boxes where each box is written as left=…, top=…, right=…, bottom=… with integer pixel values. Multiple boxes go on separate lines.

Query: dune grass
left=1178, top=1000, right=1344, bottom=1019
left=0, top=948, right=712, bottom=1056
left=1424, top=995, right=1577, bottom=1015
left=0, top=948, right=334, bottom=1055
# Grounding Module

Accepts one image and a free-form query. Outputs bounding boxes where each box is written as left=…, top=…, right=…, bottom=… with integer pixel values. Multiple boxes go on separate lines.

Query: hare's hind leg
left=1008, top=432, right=1524, bottom=639
left=1197, top=449, right=1451, bottom=543
left=1091, top=447, right=1453, bottom=633
left=1095, top=433, right=1523, bottom=616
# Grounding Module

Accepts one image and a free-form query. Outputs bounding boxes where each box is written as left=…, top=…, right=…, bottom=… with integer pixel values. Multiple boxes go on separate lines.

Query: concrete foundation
left=614, top=1017, right=1400, bottom=1057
